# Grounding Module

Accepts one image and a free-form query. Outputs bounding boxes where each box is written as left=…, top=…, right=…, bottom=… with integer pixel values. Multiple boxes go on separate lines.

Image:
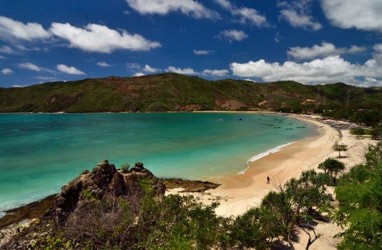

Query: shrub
left=350, top=127, right=367, bottom=136
left=120, top=163, right=130, bottom=173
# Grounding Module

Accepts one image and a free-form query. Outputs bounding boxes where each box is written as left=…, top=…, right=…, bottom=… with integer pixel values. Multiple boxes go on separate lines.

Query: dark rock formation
left=162, top=178, right=220, bottom=192
left=52, top=160, right=165, bottom=223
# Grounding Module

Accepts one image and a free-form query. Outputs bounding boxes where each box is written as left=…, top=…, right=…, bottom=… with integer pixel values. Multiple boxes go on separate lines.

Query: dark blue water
left=0, top=113, right=315, bottom=215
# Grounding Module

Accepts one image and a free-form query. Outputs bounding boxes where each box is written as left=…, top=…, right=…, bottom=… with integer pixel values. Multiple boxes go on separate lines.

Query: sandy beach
left=174, top=113, right=376, bottom=249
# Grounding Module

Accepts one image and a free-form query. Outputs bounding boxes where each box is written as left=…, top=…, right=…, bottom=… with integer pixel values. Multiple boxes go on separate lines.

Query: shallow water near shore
left=0, top=113, right=315, bottom=216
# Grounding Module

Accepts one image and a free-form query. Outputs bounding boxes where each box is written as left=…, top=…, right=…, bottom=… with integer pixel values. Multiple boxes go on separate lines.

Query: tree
left=284, top=170, right=332, bottom=249
left=333, top=142, right=348, bottom=158
left=335, top=142, right=382, bottom=249
left=318, top=158, right=345, bottom=184
left=370, top=125, right=382, bottom=140
left=230, top=170, right=332, bottom=250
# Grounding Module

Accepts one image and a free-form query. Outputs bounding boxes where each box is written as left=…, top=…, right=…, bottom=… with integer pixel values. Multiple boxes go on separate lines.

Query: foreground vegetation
left=6, top=171, right=334, bottom=249
left=335, top=142, right=382, bottom=249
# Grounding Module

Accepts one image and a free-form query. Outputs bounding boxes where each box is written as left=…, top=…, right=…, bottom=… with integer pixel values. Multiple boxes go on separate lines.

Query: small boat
left=296, top=126, right=306, bottom=128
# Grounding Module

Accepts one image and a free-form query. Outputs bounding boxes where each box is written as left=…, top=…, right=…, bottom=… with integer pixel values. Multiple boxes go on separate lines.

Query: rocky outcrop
left=52, top=160, right=165, bottom=223
left=162, top=178, right=220, bottom=192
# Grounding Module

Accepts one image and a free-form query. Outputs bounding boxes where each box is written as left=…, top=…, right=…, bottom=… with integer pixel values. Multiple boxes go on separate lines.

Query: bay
left=0, top=113, right=315, bottom=215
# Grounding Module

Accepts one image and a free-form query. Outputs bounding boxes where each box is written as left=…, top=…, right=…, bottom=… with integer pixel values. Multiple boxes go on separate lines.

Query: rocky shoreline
left=0, top=161, right=220, bottom=246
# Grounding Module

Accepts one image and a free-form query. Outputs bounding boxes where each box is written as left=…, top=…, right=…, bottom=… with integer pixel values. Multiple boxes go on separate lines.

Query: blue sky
left=0, top=0, right=382, bottom=87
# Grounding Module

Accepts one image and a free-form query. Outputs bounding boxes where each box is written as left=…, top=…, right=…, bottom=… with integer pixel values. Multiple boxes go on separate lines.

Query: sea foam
left=239, top=142, right=294, bottom=175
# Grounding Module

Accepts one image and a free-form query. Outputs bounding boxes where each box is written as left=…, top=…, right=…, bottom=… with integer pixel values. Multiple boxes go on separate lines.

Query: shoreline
left=185, top=113, right=375, bottom=249
left=201, top=114, right=336, bottom=215
left=202, top=113, right=374, bottom=216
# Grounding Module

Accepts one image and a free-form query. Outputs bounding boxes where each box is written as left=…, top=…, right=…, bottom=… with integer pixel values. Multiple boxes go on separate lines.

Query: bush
left=120, top=163, right=130, bottom=173
left=350, top=127, right=367, bottom=136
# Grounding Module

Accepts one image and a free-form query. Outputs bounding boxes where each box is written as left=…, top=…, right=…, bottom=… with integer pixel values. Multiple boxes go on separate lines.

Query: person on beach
left=267, top=176, right=270, bottom=184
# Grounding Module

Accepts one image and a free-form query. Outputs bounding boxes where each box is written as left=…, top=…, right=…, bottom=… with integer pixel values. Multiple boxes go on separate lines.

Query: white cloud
left=234, top=7, right=268, bottom=27
left=321, top=0, right=382, bottom=32
left=215, top=0, right=232, bottom=9
left=133, top=72, right=145, bottom=77
left=167, top=66, right=197, bottom=75
left=278, top=1, right=322, bottom=30
left=50, top=23, right=161, bottom=53
left=230, top=53, right=382, bottom=86
left=287, top=42, right=366, bottom=60
left=97, top=62, right=111, bottom=67
left=0, top=16, right=50, bottom=41
left=127, top=63, right=141, bottom=70
left=1, top=68, right=13, bottom=75
left=57, top=64, right=85, bottom=75
left=19, top=62, right=42, bottom=71
left=215, top=0, right=268, bottom=27
left=193, top=49, right=213, bottom=55
left=126, top=0, right=219, bottom=19
left=0, top=45, right=15, bottom=54
left=218, top=30, right=248, bottom=42
left=202, top=69, right=229, bottom=77
left=347, top=45, right=367, bottom=54
left=34, top=76, right=60, bottom=82
left=143, top=64, right=158, bottom=73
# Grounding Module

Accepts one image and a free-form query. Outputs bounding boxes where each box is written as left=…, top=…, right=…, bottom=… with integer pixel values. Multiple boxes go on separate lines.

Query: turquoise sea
left=0, top=113, right=316, bottom=216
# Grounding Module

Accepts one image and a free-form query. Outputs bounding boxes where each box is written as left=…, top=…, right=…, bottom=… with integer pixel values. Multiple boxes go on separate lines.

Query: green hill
left=1, top=73, right=382, bottom=117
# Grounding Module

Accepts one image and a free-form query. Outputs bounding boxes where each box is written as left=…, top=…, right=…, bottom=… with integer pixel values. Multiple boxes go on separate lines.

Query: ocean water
left=0, top=113, right=315, bottom=215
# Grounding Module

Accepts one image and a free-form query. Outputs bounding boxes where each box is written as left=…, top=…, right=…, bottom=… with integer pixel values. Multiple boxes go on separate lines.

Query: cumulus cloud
left=193, top=49, right=213, bottom=55
left=1, top=68, right=13, bottom=75
left=278, top=0, right=322, bottom=30
left=57, top=64, right=85, bottom=75
left=143, top=64, right=158, bottom=73
left=218, top=30, right=248, bottom=42
left=0, top=16, right=50, bottom=41
left=19, top=62, right=42, bottom=71
left=97, top=62, right=111, bottom=67
left=230, top=52, right=382, bottom=86
left=167, top=66, right=197, bottom=75
left=126, top=0, right=219, bottom=19
left=215, top=0, right=268, bottom=27
left=321, top=0, right=382, bottom=32
left=202, top=69, right=229, bottom=77
left=50, top=23, right=161, bottom=53
left=0, top=16, right=161, bottom=54
left=287, top=42, right=366, bottom=60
